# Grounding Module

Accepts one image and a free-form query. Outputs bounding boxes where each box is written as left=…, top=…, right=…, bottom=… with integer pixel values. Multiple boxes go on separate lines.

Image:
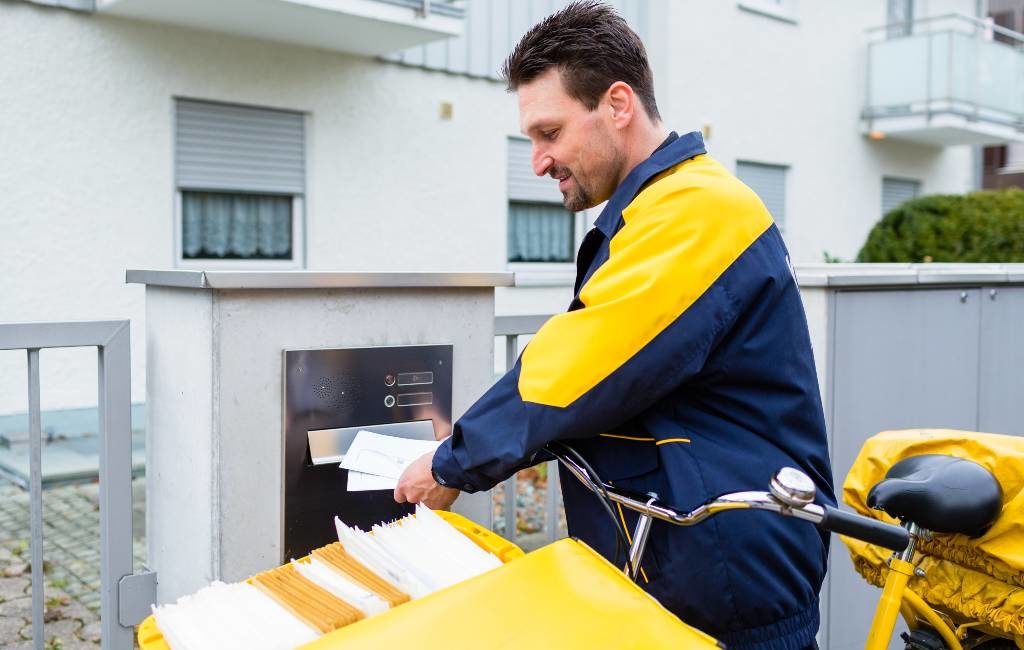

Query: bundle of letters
left=151, top=505, right=502, bottom=650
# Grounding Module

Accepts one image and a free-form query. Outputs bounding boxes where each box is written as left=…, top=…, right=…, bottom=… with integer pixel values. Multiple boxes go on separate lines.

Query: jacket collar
left=592, top=130, right=706, bottom=238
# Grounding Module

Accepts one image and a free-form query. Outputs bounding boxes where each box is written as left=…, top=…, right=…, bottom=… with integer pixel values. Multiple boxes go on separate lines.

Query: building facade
left=1, top=0, right=1021, bottom=416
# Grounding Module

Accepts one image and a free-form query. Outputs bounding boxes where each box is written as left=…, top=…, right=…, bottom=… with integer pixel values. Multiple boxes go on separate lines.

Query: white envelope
left=346, top=470, right=399, bottom=492
left=340, top=429, right=441, bottom=480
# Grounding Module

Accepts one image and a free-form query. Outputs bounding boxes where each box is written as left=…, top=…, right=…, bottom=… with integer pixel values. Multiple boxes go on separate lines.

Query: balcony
left=95, top=0, right=464, bottom=58
left=862, top=13, right=1024, bottom=147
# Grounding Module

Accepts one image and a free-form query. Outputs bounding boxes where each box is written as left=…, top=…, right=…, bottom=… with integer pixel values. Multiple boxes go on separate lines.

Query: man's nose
left=532, top=147, right=553, bottom=177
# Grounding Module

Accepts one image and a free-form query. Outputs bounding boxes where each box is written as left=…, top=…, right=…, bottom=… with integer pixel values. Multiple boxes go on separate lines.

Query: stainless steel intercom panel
left=283, top=345, right=453, bottom=560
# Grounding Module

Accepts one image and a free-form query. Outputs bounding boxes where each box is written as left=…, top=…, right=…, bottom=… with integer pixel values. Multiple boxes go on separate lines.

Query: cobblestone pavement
left=0, top=478, right=145, bottom=648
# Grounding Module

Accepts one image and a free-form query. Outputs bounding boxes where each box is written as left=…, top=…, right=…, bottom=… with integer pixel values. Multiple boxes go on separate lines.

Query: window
left=508, top=202, right=574, bottom=262
left=737, top=0, right=797, bottom=24
left=181, top=192, right=292, bottom=260
left=736, top=161, right=788, bottom=231
left=174, top=99, right=305, bottom=268
left=507, top=137, right=584, bottom=267
left=881, top=177, right=920, bottom=215
left=989, top=1, right=1024, bottom=45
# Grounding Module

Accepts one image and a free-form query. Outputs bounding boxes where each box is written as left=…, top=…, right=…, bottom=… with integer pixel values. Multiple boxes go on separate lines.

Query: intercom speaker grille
left=312, top=375, right=359, bottom=411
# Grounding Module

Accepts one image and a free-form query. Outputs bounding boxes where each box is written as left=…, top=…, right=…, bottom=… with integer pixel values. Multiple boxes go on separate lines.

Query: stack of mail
left=334, top=505, right=502, bottom=596
left=341, top=429, right=441, bottom=491
left=150, top=505, right=502, bottom=650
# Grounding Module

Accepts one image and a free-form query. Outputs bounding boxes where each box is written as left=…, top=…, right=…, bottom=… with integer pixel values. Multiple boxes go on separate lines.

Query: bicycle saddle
left=867, top=454, right=1002, bottom=537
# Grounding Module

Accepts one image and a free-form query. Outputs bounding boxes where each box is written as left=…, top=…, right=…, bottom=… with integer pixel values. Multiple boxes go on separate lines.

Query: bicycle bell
left=770, top=467, right=816, bottom=507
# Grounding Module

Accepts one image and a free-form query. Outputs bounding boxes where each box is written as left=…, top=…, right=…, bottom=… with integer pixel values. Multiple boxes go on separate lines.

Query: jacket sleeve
left=433, top=169, right=775, bottom=492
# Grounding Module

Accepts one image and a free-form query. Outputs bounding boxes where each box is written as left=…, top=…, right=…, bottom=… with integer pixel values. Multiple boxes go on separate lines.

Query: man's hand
left=394, top=451, right=459, bottom=510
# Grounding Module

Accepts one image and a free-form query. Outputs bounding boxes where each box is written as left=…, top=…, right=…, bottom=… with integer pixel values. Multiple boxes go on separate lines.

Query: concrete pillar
left=128, top=270, right=513, bottom=603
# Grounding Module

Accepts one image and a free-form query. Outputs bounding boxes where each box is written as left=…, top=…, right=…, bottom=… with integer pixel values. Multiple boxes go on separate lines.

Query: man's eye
left=543, top=130, right=558, bottom=141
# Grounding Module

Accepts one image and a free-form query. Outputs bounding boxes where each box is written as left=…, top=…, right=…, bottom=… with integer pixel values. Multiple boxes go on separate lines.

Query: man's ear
left=605, top=81, right=636, bottom=131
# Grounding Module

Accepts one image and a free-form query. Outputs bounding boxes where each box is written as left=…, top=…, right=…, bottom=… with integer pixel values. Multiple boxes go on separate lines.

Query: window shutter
left=176, top=99, right=305, bottom=195
left=882, top=177, right=920, bottom=215
left=737, top=161, right=787, bottom=229
left=508, top=137, right=563, bottom=203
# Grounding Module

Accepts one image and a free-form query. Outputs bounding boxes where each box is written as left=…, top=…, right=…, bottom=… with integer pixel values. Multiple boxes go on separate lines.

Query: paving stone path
left=0, top=478, right=145, bottom=649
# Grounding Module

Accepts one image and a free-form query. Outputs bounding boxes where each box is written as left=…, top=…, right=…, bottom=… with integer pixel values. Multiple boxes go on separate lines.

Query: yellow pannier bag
left=140, top=511, right=718, bottom=649
left=843, top=429, right=1024, bottom=637
left=300, top=537, right=719, bottom=650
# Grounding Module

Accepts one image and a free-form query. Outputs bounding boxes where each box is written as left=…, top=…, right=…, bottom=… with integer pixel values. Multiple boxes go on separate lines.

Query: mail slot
left=282, top=345, right=453, bottom=560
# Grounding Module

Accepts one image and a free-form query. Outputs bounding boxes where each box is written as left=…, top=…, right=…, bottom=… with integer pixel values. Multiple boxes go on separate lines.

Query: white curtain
left=182, top=192, right=292, bottom=259
left=508, top=202, right=574, bottom=262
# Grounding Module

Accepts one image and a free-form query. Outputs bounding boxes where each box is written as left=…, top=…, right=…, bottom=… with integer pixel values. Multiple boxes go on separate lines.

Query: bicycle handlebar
left=546, top=441, right=909, bottom=552
left=819, top=505, right=909, bottom=551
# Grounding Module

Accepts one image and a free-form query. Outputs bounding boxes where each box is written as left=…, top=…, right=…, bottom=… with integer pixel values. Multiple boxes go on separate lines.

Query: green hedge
left=856, top=189, right=1024, bottom=263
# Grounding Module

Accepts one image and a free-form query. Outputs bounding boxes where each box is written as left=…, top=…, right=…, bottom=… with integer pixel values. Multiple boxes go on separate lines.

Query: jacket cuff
left=431, top=437, right=482, bottom=493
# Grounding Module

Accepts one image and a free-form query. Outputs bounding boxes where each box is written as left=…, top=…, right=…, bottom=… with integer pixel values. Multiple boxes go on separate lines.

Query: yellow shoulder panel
left=519, top=155, right=773, bottom=407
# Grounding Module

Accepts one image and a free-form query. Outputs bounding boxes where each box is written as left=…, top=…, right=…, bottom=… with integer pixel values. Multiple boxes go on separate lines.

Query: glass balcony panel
left=975, top=36, right=1024, bottom=116
left=870, top=31, right=1024, bottom=116
left=870, top=34, right=931, bottom=108
left=937, top=32, right=961, bottom=103
left=865, top=14, right=1024, bottom=146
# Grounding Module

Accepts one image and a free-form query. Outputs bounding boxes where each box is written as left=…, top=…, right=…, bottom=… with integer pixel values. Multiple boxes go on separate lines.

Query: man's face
left=518, top=68, right=626, bottom=212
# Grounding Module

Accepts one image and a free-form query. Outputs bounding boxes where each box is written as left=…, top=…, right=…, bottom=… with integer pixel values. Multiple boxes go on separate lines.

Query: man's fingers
left=393, top=485, right=408, bottom=503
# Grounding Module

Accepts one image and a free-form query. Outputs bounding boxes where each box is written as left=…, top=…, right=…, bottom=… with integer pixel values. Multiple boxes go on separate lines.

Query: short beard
left=562, top=130, right=626, bottom=212
left=563, top=182, right=593, bottom=212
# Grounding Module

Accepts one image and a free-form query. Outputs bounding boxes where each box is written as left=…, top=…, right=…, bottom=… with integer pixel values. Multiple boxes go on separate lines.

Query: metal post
left=28, top=349, right=43, bottom=650
left=504, top=334, right=518, bottom=373
left=0, top=321, right=151, bottom=650
left=501, top=334, right=519, bottom=539
left=98, top=323, right=134, bottom=649
left=628, top=507, right=655, bottom=582
left=545, top=460, right=561, bottom=544
left=503, top=476, right=517, bottom=540
left=898, top=522, right=921, bottom=564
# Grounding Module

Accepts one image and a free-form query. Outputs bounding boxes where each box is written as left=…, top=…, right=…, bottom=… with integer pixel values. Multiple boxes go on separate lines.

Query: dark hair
left=501, top=1, right=660, bottom=122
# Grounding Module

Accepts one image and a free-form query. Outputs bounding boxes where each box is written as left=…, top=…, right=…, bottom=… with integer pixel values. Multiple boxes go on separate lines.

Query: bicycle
left=546, top=439, right=1022, bottom=650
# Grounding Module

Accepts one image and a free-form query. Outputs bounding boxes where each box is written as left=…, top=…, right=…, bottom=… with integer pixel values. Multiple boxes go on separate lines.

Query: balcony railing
left=863, top=13, right=1024, bottom=146
left=94, top=0, right=465, bottom=58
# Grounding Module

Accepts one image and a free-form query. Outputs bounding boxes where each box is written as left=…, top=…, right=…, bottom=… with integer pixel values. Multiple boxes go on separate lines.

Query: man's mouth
left=554, top=171, right=572, bottom=192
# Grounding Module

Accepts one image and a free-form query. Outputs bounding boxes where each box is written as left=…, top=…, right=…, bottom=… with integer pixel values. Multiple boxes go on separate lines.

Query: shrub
left=856, top=189, right=1024, bottom=262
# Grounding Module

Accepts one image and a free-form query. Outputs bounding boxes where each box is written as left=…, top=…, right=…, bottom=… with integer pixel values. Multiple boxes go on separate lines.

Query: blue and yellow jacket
left=432, top=131, right=835, bottom=650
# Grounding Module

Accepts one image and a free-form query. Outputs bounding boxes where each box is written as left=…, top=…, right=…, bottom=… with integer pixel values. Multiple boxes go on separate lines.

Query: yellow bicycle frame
left=865, top=557, right=963, bottom=650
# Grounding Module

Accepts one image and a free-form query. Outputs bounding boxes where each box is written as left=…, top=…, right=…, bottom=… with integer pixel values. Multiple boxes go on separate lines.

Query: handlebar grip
left=819, top=506, right=909, bottom=551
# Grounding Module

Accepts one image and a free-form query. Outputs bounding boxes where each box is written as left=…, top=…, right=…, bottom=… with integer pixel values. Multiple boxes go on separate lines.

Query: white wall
left=0, top=3, right=519, bottom=413
left=660, top=0, right=975, bottom=264
left=0, top=0, right=984, bottom=414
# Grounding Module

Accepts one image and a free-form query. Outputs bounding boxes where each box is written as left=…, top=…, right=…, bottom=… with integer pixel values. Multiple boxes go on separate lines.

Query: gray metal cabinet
left=797, top=268, right=1024, bottom=649
left=825, top=287, right=981, bottom=650
left=830, top=288, right=982, bottom=481
left=979, top=287, right=1024, bottom=436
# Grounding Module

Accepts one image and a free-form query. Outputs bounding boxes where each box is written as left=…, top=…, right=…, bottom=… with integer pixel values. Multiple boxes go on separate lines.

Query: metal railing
left=493, top=314, right=563, bottom=548
left=868, top=12, right=1024, bottom=46
left=0, top=321, right=154, bottom=650
left=864, top=12, right=1024, bottom=128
